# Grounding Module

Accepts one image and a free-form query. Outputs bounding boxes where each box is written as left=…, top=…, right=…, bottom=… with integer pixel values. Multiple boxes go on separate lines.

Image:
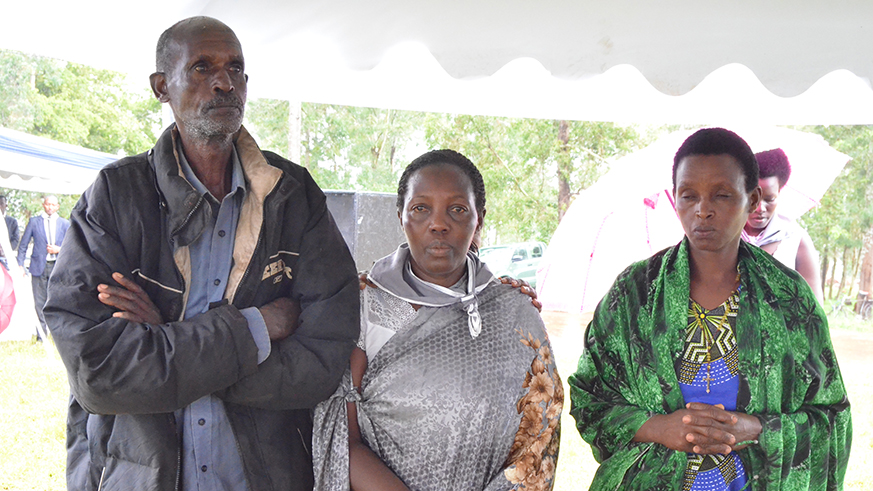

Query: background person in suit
left=0, top=195, right=20, bottom=270
left=17, top=195, right=69, bottom=341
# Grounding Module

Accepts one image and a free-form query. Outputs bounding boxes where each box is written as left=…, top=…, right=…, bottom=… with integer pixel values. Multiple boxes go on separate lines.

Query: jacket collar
left=148, top=124, right=282, bottom=248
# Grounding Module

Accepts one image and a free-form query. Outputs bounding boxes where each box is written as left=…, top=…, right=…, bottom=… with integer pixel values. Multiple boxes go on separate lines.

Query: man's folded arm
left=217, top=184, right=360, bottom=410
left=45, top=176, right=261, bottom=415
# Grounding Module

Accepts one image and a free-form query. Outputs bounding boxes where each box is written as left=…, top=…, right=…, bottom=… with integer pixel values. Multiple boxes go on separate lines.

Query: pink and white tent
left=536, top=126, right=850, bottom=313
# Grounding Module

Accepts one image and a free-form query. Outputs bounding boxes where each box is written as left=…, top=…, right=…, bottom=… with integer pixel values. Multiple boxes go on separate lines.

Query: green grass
left=823, top=298, right=873, bottom=334
left=0, top=341, right=67, bottom=491
left=828, top=313, right=873, bottom=334
left=0, top=313, right=869, bottom=490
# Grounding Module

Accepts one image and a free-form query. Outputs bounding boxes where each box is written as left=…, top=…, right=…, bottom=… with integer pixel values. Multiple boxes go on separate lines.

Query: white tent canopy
left=2, top=1, right=873, bottom=124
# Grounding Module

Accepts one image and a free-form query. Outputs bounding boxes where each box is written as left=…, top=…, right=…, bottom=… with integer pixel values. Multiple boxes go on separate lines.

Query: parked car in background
left=478, top=241, right=547, bottom=289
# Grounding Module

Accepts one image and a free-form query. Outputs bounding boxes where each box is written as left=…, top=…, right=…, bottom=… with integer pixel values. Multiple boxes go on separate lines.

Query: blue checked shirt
left=175, top=144, right=271, bottom=490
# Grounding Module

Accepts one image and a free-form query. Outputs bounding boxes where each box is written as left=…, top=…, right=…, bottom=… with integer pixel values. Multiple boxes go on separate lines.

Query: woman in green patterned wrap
left=569, top=128, right=851, bottom=490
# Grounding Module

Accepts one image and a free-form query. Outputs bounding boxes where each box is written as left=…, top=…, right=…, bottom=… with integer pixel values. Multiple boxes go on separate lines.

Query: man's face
left=155, top=26, right=247, bottom=141
left=0, top=199, right=7, bottom=215
left=43, top=197, right=59, bottom=216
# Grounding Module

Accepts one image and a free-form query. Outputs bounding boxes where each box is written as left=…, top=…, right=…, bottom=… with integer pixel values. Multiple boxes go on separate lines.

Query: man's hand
left=499, top=277, right=542, bottom=312
left=97, top=272, right=163, bottom=324
left=259, top=297, right=301, bottom=341
left=46, top=244, right=61, bottom=255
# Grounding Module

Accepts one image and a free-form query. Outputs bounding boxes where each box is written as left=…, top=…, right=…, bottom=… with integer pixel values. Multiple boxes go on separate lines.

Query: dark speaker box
left=325, top=191, right=406, bottom=272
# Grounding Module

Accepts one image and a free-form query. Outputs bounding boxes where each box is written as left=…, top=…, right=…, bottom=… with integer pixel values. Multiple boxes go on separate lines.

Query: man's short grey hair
left=155, top=16, right=237, bottom=73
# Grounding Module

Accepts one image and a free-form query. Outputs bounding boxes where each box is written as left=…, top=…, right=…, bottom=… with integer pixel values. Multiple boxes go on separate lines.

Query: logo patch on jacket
left=262, top=259, right=293, bottom=283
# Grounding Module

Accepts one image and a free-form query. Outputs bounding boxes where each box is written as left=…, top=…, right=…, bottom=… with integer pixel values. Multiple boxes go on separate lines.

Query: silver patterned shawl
left=312, top=283, right=562, bottom=491
left=368, top=243, right=495, bottom=338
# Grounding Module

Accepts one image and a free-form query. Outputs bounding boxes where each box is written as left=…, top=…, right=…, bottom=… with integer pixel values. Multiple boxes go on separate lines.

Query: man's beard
left=186, top=94, right=246, bottom=140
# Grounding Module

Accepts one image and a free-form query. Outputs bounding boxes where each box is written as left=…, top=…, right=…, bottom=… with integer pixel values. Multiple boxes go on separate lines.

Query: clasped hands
left=97, top=272, right=300, bottom=341
left=635, top=402, right=762, bottom=455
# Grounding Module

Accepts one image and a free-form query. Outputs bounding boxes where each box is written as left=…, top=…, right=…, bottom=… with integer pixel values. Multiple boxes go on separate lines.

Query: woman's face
left=674, top=154, right=760, bottom=256
left=745, top=176, right=781, bottom=232
left=399, top=164, right=481, bottom=288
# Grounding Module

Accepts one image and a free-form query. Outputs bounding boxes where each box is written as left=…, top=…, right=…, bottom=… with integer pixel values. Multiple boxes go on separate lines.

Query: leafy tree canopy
left=0, top=49, right=161, bottom=222
left=1, top=49, right=160, bottom=156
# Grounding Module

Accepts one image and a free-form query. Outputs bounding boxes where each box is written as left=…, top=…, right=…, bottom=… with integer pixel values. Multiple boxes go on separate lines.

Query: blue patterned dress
left=678, top=289, right=748, bottom=491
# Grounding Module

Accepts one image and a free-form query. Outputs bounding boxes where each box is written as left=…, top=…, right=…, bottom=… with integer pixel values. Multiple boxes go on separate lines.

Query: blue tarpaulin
left=0, top=126, right=118, bottom=194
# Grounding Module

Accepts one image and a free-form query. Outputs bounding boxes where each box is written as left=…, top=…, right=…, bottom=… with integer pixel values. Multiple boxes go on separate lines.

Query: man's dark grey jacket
left=45, top=125, right=360, bottom=491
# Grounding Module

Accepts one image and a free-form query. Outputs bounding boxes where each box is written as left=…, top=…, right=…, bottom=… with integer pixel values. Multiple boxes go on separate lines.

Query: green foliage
left=799, top=125, right=873, bottom=297
left=0, top=49, right=160, bottom=156
left=300, top=104, right=426, bottom=192
left=422, top=114, right=644, bottom=244
left=0, top=188, right=77, bottom=223
left=246, top=100, right=427, bottom=192
left=0, top=51, right=36, bottom=131
left=246, top=98, right=291, bottom=156
left=802, top=126, right=873, bottom=248
left=245, top=99, right=648, bottom=245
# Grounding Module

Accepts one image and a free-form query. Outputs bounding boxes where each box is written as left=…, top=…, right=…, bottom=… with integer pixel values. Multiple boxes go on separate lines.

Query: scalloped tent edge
left=1, top=0, right=872, bottom=124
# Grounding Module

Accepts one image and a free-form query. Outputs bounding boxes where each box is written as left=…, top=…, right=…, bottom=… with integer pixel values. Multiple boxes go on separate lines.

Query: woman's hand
left=634, top=403, right=762, bottom=455
left=359, top=272, right=377, bottom=291
left=499, top=277, right=542, bottom=312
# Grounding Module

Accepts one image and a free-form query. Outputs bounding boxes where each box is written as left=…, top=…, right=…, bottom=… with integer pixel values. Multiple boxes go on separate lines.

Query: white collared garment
left=42, top=212, right=59, bottom=261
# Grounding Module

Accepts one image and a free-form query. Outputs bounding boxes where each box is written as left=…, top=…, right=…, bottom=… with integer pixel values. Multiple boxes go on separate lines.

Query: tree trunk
left=836, top=246, right=850, bottom=299
left=828, top=251, right=838, bottom=299
left=287, top=100, right=302, bottom=164
left=857, top=233, right=873, bottom=313
left=302, top=129, right=312, bottom=169
left=849, top=247, right=862, bottom=298
left=820, top=245, right=830, bottom=299
left=557, top=120, right=571, bottom=221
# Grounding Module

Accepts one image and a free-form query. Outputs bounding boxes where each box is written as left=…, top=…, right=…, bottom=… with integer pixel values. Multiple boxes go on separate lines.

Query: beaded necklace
left=691, top=266, right=740, bottom=394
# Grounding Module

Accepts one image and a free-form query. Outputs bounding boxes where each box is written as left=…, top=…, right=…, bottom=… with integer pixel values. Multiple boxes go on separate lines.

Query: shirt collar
left=176, top=142, right=246, bottom=201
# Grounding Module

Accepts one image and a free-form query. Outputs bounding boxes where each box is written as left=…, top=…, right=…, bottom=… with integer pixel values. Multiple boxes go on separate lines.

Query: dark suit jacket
left=17, top=214, right=70, bottom=276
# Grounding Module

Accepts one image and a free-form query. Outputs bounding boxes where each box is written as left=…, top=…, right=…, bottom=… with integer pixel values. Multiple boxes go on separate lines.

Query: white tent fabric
left=536, top=126, right=850, bottom=313
left=0, top=127, right=117, bottom=195
left=0, top=127, right=118, bottom=341
left=2, top=1, right=873, bottom=124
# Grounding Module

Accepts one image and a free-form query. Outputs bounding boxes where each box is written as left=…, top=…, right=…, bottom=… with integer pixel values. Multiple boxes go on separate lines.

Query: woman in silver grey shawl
left=313, top=150, right=561, bottom=491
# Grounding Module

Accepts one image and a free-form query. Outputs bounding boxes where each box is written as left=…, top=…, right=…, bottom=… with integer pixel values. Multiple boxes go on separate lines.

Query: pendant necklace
left=699, top=265, right=740, bottom=394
